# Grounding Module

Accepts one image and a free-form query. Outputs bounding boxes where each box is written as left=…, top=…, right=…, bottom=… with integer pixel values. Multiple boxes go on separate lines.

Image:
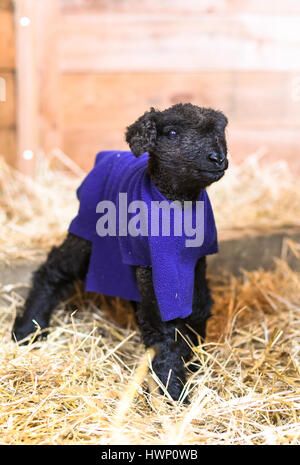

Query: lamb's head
left=126, top=103, right=229, bottom=199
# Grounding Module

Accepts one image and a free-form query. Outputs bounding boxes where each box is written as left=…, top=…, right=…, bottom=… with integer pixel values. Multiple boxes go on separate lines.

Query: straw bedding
left=0, top=151, right=299, bottom=445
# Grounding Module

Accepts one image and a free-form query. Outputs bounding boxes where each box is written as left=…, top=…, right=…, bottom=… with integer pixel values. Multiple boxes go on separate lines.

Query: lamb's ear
left=125, top=108, right=158, bottom=157
left=216, top=111, right=228, bottom=130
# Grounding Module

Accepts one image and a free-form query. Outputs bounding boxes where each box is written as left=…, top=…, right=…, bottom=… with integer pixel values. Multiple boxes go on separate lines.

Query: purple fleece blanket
left=69, top=151, right=218, bottom=321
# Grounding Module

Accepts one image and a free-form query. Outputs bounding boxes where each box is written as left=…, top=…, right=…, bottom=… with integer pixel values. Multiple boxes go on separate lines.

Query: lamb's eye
left=167, top=129, right=177, bottom=138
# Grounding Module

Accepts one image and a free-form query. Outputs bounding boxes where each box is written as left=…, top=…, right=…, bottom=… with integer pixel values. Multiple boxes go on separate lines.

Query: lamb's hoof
left=153, top=371, right=188, bottom=403
left=12, top=317, right=48, bottom=345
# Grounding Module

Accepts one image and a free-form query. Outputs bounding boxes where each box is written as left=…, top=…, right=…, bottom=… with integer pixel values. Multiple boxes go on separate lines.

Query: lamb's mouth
left=200, top=169, right=224, bottom=173
left=199, top=169, right=225, bottom=177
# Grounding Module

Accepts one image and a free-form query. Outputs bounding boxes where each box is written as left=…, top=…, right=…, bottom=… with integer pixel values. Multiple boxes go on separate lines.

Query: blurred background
left=0, top=2, right=300, bottom=444
left=0, top=0, right=300, bottom=174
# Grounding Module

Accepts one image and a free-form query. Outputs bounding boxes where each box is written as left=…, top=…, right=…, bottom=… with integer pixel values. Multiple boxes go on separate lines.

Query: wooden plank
left=35, top=0, right=61, bottom=154
left=0, top=0, right=13, bottom=10
left=61, top=72, right=300, bottom=130
left=61, top=72, right=233, bottom=130
left=208, top=227, right=300, bottom=276
left=0, top=72, right=15, bottom=128
left=59, top=13, right=300, bottom=72
left=0, top=128, right=16, bottom=165
left=60, top=0, right=300, bottom=15
left=233, top=72, right=300, bottom=125
left=287, top=72, right=300, bottom=123
left=62, top=128, right=126, bottom=171
left=15, top=0, right=38, bottom=175
left=0, top=9, right=15, bottom=69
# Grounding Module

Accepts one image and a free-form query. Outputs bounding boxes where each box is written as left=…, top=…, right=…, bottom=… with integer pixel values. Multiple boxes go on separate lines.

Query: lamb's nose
left=208, top=151, right=224, bottom=165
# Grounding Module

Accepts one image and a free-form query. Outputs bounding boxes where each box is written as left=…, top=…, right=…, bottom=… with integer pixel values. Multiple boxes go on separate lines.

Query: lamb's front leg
left=12, top=233, right=91, bottom=343
left=135, top=267, right=192, bottom=401
left=185, top=257, right=214, bottom=345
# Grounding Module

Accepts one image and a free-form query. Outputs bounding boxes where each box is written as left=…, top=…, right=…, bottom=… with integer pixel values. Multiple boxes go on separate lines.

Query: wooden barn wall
left=58, top=0, right=300, bottom=172
left=1, top=1, right=299, bottom=172
left=0, top=0, right=16, bottom=166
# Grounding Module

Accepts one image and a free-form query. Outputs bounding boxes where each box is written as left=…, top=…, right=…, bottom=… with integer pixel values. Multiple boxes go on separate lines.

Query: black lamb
left=12, top=103, right=229, bottom=401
